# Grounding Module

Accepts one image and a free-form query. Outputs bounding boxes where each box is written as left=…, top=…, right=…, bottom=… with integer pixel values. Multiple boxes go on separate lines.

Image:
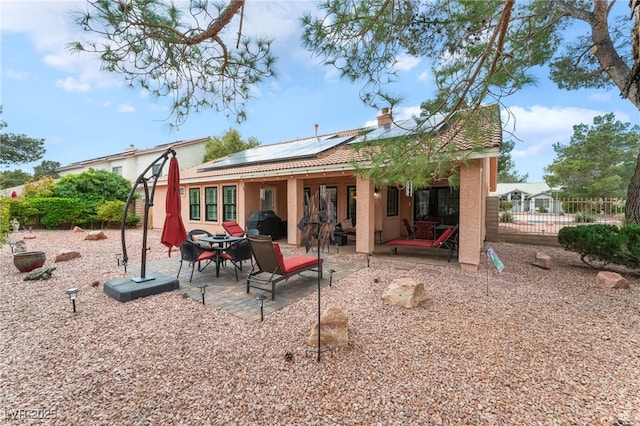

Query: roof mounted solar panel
left=199, top=135, right=352, bottom=171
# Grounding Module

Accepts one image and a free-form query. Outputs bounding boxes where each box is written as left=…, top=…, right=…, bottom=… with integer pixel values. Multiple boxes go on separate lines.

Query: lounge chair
left=246, top=235, right=323, bottom=300
left=387, top=225, right=459, bottom=262
left=222, top=220, right=246, bottom=237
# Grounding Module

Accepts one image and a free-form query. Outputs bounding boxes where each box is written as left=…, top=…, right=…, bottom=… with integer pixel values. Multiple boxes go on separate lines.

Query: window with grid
left=222, top=185, right=237, bottom=221
left=112, top=166, right=122, bottom=176
left=189, top=188, right=201, bottom=221
left=205, top=186, right=218, bottom=222
left=386, top=186, right=399, bottom=216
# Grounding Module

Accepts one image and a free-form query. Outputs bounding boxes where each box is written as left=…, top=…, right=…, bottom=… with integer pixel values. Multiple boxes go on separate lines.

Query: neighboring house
left=57, top=137, right=211, bottom=182
left=492, top=183, right=563, bottom=213
left=56, top=137, right=211, bottom=227
left=155, top=106, right=503, bottom=272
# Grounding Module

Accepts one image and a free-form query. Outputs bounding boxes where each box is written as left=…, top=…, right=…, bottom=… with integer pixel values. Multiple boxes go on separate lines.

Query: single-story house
left=492, top=183, right=563, bottom=213
left=154, top=106, right=502, bottom=271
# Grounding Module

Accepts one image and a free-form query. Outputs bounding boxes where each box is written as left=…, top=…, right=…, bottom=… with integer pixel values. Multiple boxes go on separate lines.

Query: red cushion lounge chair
left=387, top=226, right=459, bottom=262
left=246, top=235, right=323, bottom=300
left=222, top=220, right=245, bottom=237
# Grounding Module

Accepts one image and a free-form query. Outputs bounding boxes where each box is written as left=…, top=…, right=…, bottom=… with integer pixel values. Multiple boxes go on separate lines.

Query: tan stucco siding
left=458, top=159, right=485, bottom=271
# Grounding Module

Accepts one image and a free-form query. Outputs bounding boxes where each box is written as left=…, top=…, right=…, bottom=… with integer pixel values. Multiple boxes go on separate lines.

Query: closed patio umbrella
left=161, top=156, right=187, bottom=256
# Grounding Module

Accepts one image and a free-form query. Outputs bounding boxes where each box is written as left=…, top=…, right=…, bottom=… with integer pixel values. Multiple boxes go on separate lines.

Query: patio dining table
left=199, top=235, right=246, bottom=277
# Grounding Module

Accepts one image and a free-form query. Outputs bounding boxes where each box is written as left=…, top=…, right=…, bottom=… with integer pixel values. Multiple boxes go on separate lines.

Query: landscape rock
left=533, top=252, right=552, bottom=269
left=23, top=267, right=57, bottom=281
left=23, top=233, right=37, bottom=240
left=85, top=230, right=108, bottom=241
left=55, top=249, right=81, bottom=263
left=596, top=271, right=630, bottom=289
left=307, top=306, right=348, bottom=348
left=382, top=277, right=427, bottom=308
left=73, top=226, right=85, bottom=233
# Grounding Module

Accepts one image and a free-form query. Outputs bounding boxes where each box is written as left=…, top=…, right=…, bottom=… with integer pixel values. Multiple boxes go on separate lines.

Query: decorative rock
left=85, top=230, right=108, bottom=241
left=24, top=267, right=57, bottom=281
left=23, top=233, right=36, bottom=239
left=307, top=306, right=348, bottom=348
left=55, top=249, right=81, bottom=262
left=596, top=271, right=630, bottom=289
left=73, top=226, right=85, bottom=233
left=382, top=278, right=427, bottom=308
left=533, top=252, right=552, bottom=269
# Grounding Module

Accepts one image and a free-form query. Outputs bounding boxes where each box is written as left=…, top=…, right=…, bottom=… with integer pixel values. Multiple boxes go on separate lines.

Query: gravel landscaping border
left=1, top=229, right=639, bottom=425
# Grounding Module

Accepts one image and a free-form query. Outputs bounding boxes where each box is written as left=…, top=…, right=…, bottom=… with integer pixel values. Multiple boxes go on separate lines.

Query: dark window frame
left=189, top=188, right=201, bottom=221
left=204, top=186, right=218, bottom=222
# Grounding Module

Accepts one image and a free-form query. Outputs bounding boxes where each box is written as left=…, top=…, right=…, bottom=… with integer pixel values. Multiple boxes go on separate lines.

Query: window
left=205, top=186, right=218, bottom=222
left=386, top=186, right=399, bottom=216
left=112, top=166, right=122, bottom=176
left=222, top=185, right=237, bottom=221
left=414, top=187, right=459, bottom=225
left=346, top=186, right=356, bottom=224
left=189, top=188, right=201, bottom=221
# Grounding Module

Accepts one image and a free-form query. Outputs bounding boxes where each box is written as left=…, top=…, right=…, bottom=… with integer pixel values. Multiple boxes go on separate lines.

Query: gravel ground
left=1, top=229, right=639, bottom=425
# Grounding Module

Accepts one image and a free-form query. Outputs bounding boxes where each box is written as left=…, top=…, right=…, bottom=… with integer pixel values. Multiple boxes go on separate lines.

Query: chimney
left=377, top=108, right=393, bottom=127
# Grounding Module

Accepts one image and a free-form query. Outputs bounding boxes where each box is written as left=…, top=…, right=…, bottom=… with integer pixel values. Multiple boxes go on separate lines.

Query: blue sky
left=1, top=1, right=637, bottom=182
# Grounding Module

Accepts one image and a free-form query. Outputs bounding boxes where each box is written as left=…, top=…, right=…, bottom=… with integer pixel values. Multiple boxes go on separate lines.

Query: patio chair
left=246, top=234, right=323, bottom=300
left=402, top=218, right=415, bottom=240
left=222, top=220, right=245, bottom=237
left=177, top=240, right=217, bottom=282
left=220, top=238, right=253, bottom=281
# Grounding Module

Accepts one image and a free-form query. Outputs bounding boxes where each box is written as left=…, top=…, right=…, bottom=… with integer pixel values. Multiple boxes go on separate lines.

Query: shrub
left=28, top=198, right=84, bottom=229
left=499, top=211, right=514, bottom=223
left=499, top=201, right=513, bottom=212
left=97, top=200, right=126, bottom=227
left=558, top=224, right=640, bottom=269
left=574, top=212, right=597, bottom=223
left=538, top=206, right=548, bottom=213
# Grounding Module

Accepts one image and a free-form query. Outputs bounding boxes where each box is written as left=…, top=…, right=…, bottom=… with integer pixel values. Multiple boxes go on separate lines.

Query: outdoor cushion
left=222, top=221, right=245, bottom=237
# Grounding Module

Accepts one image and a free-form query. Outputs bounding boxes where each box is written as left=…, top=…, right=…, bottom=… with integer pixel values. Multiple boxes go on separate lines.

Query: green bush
left=558, top=224, right=640, bottom=269
left=499, top=201, right=513, bottom=212
left=499, top=211, right=514, bottom=223
left=97, top=200, right=126, bottom=226
left=574, top=212, right=597, bottom=223
left=96, top=200, right=141, bottom=228
left=28, top=198, right=85, bottom=229
left=538, top=206, right=548, bottom=213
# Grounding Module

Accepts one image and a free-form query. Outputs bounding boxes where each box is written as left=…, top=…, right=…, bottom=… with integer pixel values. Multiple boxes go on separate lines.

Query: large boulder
left=85, top=230, right=108, bottom=241
left=382, top=278, right=427, bottom=308
left=596, top=271, right=630, bottom=289
left=55, top=249, right=81, bottom=262
left=307, top=306, right=348, bottom=348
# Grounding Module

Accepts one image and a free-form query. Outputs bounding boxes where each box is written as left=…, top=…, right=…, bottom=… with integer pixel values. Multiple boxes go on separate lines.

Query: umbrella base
left=104, top=272, right=179, bottom=302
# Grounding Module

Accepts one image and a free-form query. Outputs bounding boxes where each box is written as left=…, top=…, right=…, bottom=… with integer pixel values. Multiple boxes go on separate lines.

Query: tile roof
left=176, top=104, right=502, bottom=183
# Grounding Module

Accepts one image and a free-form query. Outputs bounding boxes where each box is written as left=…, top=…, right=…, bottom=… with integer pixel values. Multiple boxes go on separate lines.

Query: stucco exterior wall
left=458, top=159, right=485, bottom=271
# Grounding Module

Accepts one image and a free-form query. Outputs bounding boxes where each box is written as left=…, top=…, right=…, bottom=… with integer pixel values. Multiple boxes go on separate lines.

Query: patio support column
left=237, top=180, right=247, bottom=230
left=355, top=177, right=375, bottom=254
left=286, top=177, right=304, bottom=246
left=459, top=159, right=485, bottom=271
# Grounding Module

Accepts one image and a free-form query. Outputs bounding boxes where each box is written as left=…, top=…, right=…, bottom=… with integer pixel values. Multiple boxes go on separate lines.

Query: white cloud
left=501, top=104, right=627, bottom=180
left=417, top=70, right=430, bottom=83
left=55, top=76, right=90, bottom=92
left=393, top=53, right=421, bottom=72
left=117, top=104, right=136, bottom=113
left=5, top=68, right=28, bottom=80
